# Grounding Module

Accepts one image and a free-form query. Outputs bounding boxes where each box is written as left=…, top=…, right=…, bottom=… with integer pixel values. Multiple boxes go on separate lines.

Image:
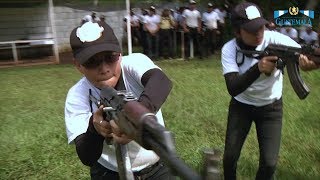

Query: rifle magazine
left=286, top=61, right=310, bottom=99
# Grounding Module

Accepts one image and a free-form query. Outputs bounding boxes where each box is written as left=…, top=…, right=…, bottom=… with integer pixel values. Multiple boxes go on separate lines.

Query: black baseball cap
left=231, top=2, right=268, bottom=33
left=70, top=21, right=121, bottom=64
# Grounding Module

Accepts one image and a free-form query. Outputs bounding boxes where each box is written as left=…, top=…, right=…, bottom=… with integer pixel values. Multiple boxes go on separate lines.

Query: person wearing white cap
left=123, top=9, right=141, bottom=46
left=159, top=8, right=176, bottom=59
left=299, top=24, right=318, bottom=46
left=65, top=21, right=175, bottom=179
left=279, top=22, right=299, bottom=42
left=182, top=0, right=203, bottom=58
left=202, top=2, right=221, bottom=56
left=221, top=2, right=315, bottom=180
left=144, top=6, right=161, bottom=59
left=213, top=5, right=227, bottom=48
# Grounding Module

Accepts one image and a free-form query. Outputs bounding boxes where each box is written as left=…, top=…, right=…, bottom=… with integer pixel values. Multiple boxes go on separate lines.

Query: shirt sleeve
left=221, top=40, right=240, bottom=75
left=201, top=13, right=205, bottom=22
left=292, top=29, right=298, bottom=38
left=65, top=81, right=106, bottom=166
left=197, top=11, right=201, bottom=18
left=121, top=53, right=171, bottom=113
left=139, top=69, right=172, bottom=113
left=121, top=53, right=161, bottom=87
left=74, top=117, right=104, bottom=167
left=224, top=65, right=261, bottom=97
left=65, top=84, right=92, bottom=144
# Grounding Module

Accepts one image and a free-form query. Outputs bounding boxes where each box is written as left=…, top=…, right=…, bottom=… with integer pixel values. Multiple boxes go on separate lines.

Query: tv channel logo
left=274, top=6, right=314, bottom=26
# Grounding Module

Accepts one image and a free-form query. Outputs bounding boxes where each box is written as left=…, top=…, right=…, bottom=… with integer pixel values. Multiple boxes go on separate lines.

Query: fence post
left=190, top=38, right=194, bottom=59
left=181, top=31, right=185, bottom=60
left=11, top=42, right=18, bottom=63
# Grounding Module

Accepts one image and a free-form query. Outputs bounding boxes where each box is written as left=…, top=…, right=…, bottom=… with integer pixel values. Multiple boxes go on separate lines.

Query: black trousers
left=131, top=27, right=142, bottom=46
left=146, top=32, right=159, bottom=59
left=184, top=27, right=203, bottom=58
left=223, top=98, right=283, bottom=180
left=159, top=29, right=174, bottom=58
left=203, top=29, right=217, bottom=56
left=90, top=161, right=175, bottom=180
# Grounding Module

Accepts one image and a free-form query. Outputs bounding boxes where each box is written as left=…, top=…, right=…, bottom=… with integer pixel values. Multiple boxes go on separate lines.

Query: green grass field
left=0, top=56, right=319, bottom=179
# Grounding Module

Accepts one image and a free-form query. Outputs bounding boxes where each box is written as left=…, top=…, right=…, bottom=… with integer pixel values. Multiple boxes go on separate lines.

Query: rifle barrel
left=144, top=137, right=202, bottom=180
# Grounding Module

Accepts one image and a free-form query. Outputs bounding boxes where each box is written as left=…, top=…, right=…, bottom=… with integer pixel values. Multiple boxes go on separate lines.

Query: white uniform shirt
left=214, top=8, right=227, bottom=24
left=144, top=14, right=160, bottom=32
left=299, top=30, right=318, bottom=45
left=65, top=53, right=164, bottom=172
left=182, top=9, right=201, bottom=28
left=124, top=14, right=140, bottom=27
left=138, top=13, right=146, bottom=24
left=279, top=27, right=298, bottom=40
left=221, top=31, right=300, bottom=106
left=202, top=11, right=221, bottom=29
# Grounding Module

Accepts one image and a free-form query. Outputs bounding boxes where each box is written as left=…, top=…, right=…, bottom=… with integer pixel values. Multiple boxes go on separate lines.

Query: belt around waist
left=205, top=28, right=218, bottom=30
left=94, top=161, right=162, bottom=176
left=134, top=161, right=162, bottom=176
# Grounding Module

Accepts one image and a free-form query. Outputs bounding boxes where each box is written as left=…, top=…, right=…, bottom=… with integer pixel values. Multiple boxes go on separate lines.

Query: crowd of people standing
left=82, top=1, right=320, bottom=61
left=123, top=1, right=320, bottom=60
left=124, top=0, right=228, bottom=60
left=267, top=21, right=319, bottom=47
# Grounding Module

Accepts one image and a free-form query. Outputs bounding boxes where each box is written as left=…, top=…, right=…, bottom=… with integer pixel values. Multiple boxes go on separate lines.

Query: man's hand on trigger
left=258, top=56, right=278, bottom=74
left=93, top=106, right=112, bottom=138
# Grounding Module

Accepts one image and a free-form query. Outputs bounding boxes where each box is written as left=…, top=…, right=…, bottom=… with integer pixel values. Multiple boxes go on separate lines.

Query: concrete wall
left=0, top=7, right=52, bottom=42
left=0, top=6, right=126, bottom=53
left=53, top=6, right=126, bottom=52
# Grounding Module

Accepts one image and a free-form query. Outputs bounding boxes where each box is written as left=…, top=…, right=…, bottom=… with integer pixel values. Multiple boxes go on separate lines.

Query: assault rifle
left=89, top=91, right=135, bottom=180
left=237, top=44, right=320, bottom=99
left=90, top=87, right=202, bottom=180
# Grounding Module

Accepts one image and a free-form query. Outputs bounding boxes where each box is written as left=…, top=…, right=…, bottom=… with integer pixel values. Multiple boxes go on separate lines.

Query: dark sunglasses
left=82, top=52, right=120, bottom=69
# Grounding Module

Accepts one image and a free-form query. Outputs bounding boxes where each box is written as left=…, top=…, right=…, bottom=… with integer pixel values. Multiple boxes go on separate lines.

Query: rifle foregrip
left=286, top=60, right=310, bottom=99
